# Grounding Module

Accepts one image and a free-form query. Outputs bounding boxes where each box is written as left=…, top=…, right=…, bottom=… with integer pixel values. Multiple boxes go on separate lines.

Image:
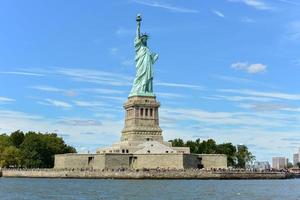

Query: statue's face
left=141, top=36, right=148, bottom=45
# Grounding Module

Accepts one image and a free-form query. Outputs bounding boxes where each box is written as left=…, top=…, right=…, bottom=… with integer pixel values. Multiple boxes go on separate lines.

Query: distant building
left=293, top=153, right=299, bottom=167
left=272, top=157, right=288, bottom=170
left=253, top=161, right=270, bottom=171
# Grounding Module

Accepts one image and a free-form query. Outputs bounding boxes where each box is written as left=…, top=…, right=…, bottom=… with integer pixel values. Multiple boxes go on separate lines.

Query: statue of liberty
left=129, top=14, right=158, bottom=97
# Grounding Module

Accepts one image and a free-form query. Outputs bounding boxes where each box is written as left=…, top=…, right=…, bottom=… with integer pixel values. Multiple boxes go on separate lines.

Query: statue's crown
left=141, top=32, right=149, bottom=38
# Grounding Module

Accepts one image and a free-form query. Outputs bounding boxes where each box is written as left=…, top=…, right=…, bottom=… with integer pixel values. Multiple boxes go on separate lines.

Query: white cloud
left=0, top=71, right=44, bottom=76
left=160, top=107, right=298, bottom=128
left=220, top=89, right=300, bottom=101
left=42, top=99, right=72, bottom=108
left=210, top=95, right=275, bottom=102
left=132, top=0, right=198, bottom=13
left=241, top=17, right=255, bottom=23
left=212, top=10, right=225, bottom=18
left=31, top=85, right=77, bottom=97
left=0, top=109, right=122, bottom=152
left=31, top=85, right=63, bottom=92
left=156, top=82, right=204, bottom=90
left=74, top=100, right=106, bottom=108
left=213, top=74, right=278, bottom=89
left=231, top=62, right=249, bottom=70
left=0, top=97, right=15, bottom=103
left=231, top=62, right=267, bottom=74
left=109, top=47, right=119, bottom=55
left=54, top=68, right=132, bottom=86
left=57, top=118, right=102, bottom=126
left=121, top=59, right=134, bottom=67
left=277, top=0, right=300, bottom=5
left=156, top=92, right=184, bottom=99
left=228, top=0, right=273, bottom=10
left=79, top=88, right=125, bottom=95
left=247, top=63, right=267, bottom=73
left=238, top=103, right=293, bottom=112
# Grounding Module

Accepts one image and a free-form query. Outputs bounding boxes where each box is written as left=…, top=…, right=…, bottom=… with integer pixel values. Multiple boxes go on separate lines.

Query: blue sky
left=0, top=0, right=300, bottom=162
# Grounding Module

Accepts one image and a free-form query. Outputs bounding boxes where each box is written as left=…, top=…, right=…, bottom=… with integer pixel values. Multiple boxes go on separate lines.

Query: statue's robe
left=130, top=36, right=158, bottom=96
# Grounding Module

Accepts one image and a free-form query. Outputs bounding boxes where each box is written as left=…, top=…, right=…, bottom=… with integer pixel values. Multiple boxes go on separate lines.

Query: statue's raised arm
left=136, top=14, right=141, bottom=39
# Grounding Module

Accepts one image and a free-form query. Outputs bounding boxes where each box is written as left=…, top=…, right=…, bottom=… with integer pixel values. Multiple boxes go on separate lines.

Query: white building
left=293, top=153, right=299, bottom=167
left=253, top=161, right=270, bottom=171
left=272, top=157, right=288, bottom=170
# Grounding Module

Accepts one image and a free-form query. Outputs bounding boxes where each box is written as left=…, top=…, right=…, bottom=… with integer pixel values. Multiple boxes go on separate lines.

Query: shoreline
left=0, top=169, right=296, bottom=180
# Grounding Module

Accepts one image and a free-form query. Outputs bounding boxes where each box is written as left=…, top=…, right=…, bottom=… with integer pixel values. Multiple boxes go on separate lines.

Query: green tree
left=168, top=138, right=254, bottom=168
left=216, top=143, right=237, bottom=166
left=0, top=146, right=21, bottom=168
left=0, top=134, right=12, bottom=165
left=235, top=145, right=255, bottom=168
left=297, top=162, right=300, bottom=168
left=186, top=140, right=198, bottom=153
left=20, top=132, right=76, bottom=168
left=169, top=138, right=185, bottom=147
left=40, top=133, right=76, bottom=167
left=10, top=130, right=25, bottom=148
left=20, top=132, right=50, bottom=168
left=198, top=139, right=217, bottom=154
left=0, top=134, right=11, bottom=151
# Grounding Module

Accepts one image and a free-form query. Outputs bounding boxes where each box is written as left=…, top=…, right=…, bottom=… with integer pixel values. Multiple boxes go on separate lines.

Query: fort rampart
left=0, top=169, right=291, bottom=179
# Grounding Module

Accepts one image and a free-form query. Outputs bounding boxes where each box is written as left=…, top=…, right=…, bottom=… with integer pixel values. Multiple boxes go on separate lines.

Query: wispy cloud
left=231, top=62, right=267, bottom=74
left=31, top=85, right=77, bottom=97
left=74, top=100, right=106, bottom=108
left=79, top=88, right=125, bottom=95
left=156, top=82, right=204, bottom=90
left=57, top=118, right=102, bottom=126
left=132, top=0, right=199, bottom=13
left=228, top=0, right=273, bottom=10
left=220, top=89, right=300, bottom=101
left=55, top=68, right=132, bottom=86
left=212, top=10, right=225, bottom=18
left=31, top=85, right=63, bottom=92
left=0, top=108, right=122, bottom=152
left=40, top=99, right=72, bottom=108
left=121, top=59, right=134, bottom=67
left=156, top=92, right=184, bottom=99
left=213, top=74, right=278, bottom=89
left=277, top=0, right=300, bottom=5
left=241, top=17, right=255, bottom=23
left=238, top=103, right=293, bottom=112
left=0, top=71, right=44, bottom=77
left=109, top=47, right=119, bottom=55
left=209, top=95, right=275, bottom=102
left=0, top=97, right=15, bottom=103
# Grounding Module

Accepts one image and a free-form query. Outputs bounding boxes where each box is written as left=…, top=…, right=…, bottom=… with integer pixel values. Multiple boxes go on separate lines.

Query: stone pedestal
left=121, top=96, right=163, bottom=143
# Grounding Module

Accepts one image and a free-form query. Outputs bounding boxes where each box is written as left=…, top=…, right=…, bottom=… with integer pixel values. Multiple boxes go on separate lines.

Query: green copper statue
left=129, top=14, right=158, bottom=97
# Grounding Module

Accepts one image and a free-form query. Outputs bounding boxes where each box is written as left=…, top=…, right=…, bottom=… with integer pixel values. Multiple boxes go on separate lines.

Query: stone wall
left=183, top=154, right=201, bottom=169
left=54, top=154, right=105, bottom=170
left=134, top=154, right=184, bottom=169
left=200, top=154, right=227, bottom=169
left=0, top=169, right=290, bottom=179
left=54, top=153, right=227, bottom=170
left=105, top=154, right=131, bottom=169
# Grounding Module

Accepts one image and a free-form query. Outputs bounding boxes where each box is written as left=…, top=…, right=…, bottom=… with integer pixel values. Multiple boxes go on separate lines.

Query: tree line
left=169, top=138, right=255, bottom=168
left=0, top=130, right=76, bottom=168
